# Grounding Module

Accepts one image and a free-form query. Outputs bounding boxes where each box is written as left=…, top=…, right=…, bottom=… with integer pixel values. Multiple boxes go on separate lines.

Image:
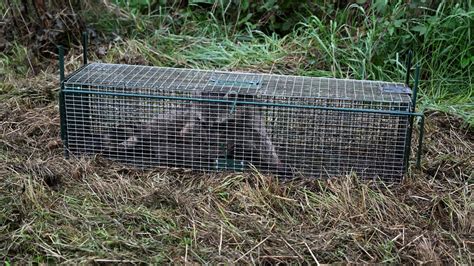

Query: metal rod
left=405, top=50, right=412, bottom=87
left=82, top=31, right=88, bottom=65
left=412, top=65, right=422, bottom=169
left=416, top=115, right=425, bottom=169
left=62, top=88, right=425, bottom=117
left=404, top=64, right=421, bottom=171
left=411, top=65, right=421, bottom=111
left=59, top=45, right=65, bottom=82
left=403, top=128, right=410, bottom=171
left=58, top=45, right=69, bottom=158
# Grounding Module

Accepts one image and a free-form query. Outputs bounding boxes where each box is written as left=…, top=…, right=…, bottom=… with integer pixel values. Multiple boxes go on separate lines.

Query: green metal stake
left=403, top=64, right=421, bottom=172
left=82, top=31, right=88, bottom=65
left=412, top=65, right=423, bottom=169
left=405, top=50, right=413, bottom=87
left=58, top=45, right=69, bottom=158
left=411, top=65, right=423, bottom=170
left=59, top=45, right=64, bottom=82
left=411, top=65, right=420, bottom=110
left=416, top=115, right=425, bottom=169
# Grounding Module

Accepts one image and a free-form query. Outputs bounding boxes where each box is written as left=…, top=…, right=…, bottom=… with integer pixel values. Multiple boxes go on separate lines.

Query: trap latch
left=215, top=158, right=245, bottom=171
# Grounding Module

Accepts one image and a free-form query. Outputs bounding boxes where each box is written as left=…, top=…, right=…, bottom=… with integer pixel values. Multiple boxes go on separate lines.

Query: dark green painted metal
left=402, top=49, right=414, bottom=173
left=215, top=158, right=245, bottom=171
left=403, top=64, right=421, bottom=172
left=58, top=46, right=69, bottom=158
left=62, top=88, right=420, bottom=117
left=411, top=65, right=420, bottom=110
left=217, top=141, right=245, bottom=171
left=402, top=50, right=414, bottom=173
left=416, top=115, right=425, bottom=169
left=82, top=32, right=88, bottom=65
left=405, top=50, right=413, bottom=87
left=413, top=65, right=422, bottom=169
left=59, top=46, right=65, bottom=82
left=405, top=65, right=420, bottom=169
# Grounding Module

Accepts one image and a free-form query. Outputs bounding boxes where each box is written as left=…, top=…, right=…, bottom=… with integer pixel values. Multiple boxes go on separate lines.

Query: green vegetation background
left=1, top=0, right=473, bottom=125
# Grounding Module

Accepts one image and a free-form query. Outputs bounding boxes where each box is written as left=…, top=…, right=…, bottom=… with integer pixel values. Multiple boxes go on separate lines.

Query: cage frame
left=57, top=32, right=425, bottom=179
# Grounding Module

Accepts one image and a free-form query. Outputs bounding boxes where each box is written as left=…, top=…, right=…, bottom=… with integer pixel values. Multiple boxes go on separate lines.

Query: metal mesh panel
left=63, top=63, right=412, bottom=182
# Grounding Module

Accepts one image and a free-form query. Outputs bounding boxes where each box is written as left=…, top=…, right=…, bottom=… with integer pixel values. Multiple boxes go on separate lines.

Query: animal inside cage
left=58, top=38, right=424, bottom=182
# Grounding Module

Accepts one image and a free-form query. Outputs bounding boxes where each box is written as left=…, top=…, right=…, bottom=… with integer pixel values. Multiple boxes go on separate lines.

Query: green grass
left=71, top=0, right=473, bottom=125
left=1, top=147, right=471, bottom=263
left=2, top=2, right=472, bottom=126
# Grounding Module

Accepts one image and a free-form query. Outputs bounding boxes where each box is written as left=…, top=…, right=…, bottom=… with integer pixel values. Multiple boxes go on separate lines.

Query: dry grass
left=0, top=72, right=472, bottom=264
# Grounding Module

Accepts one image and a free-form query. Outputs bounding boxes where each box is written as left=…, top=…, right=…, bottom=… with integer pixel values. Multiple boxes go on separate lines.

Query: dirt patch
left=421, top=111, right=473, bottom=181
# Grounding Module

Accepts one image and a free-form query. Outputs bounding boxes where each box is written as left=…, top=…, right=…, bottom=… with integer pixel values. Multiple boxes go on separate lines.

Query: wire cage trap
left=58, top=34, right=424, bottom=182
